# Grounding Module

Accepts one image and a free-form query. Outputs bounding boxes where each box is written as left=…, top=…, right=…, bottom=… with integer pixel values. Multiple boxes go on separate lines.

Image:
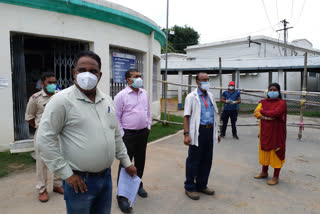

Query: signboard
left=112, top=52, right=136, bottom=83
left=0, top=77, right=8, bottom=88
left=160, top=98, right=179, bottom=112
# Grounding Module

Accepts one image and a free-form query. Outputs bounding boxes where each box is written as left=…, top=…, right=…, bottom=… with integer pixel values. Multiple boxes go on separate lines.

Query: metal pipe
left=164, top=0, right=169, bottom=122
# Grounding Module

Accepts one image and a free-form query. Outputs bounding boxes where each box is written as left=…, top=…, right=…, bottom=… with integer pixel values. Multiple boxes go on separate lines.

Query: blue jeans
left=63, top=169, right=112, bottom=214
left=184, top=127, right=214, bottom=192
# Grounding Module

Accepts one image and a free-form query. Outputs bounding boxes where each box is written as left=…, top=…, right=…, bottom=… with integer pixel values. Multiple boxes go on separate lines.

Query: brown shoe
left=198, top=187, right=215, bottom=195
left=267, top=177, right=279, bottom=185
left=39, top=190, right=49, bottom=203
left=254, top=172, right=268, bottom=179
left=53, top=186, right=64, bottom=194
left=185, top=190, right=200, bottom=200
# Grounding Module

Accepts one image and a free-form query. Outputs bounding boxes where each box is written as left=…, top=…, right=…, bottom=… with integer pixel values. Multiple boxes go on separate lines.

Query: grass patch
left=287, top=111, right=320, bottom=117
left=0, top=151, right=35, bottom=178
left=148, top=113, right=184, bottom=142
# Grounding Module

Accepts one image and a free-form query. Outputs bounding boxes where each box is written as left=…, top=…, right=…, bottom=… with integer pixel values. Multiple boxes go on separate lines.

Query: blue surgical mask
left=268, top=91, right=279, bottom=99
left=200, top=82, right=210, bottom=91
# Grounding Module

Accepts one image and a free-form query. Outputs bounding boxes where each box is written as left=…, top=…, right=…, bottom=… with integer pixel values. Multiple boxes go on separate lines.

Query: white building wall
left=166, top=38, right=320, bottom=100
left=187, top=42, right=261, bottom=59
left=0, top=3, right=162, bottom=150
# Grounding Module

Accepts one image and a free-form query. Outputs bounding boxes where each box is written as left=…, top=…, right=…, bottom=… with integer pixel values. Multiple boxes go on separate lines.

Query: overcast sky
left=106, top=0, right=320, bottom=49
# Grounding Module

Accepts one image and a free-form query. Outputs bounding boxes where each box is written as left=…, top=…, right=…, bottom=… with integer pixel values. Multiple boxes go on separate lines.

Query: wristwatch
left=184, top=131, right=189, bottom=135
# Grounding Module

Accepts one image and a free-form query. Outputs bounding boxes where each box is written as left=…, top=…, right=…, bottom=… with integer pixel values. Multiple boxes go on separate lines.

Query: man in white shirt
left=183, top=72, right=220, bottom=200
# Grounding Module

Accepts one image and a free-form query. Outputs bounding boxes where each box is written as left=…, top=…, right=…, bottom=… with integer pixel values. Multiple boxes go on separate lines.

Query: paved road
left=0, top=115, right=319, bottom=214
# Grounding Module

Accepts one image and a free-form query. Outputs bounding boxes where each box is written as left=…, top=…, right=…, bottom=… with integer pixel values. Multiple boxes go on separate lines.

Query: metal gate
left=109, top=46, right=144, bottom=99
left=11, top=35, right=29, bottom=141
left=54, top=41, right=89, bottom=89
left=11, top=35, right=88, bottom=143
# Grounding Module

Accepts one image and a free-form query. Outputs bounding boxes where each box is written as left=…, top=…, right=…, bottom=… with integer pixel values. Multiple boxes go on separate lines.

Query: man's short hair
left=125, top=69, right=138, bottom=79
left=41, top=72, right=55, bottom=82
left=74, top=50, right=102, bottom=69
left=196, top=72, right=207, bottom=81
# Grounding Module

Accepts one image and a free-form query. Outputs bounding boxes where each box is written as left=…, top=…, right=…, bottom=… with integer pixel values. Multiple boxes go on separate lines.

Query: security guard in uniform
left=25, top=72, right=63, bottom=203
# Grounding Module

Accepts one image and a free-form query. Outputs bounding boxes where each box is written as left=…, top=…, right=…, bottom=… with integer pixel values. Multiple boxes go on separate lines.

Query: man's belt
left=199, top=124, right=213, bottom=128
left=124, top=127, right=148, bottom=134
left=73, top=168, right=109, bottom=177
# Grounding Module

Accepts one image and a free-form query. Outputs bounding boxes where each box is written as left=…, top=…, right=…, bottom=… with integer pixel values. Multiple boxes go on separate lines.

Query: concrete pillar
left=188, top=73, right=192, bottom=94
left=0, top=30, right=14, bottom=150
left=278, top=69, right=284, bottom=89
left=235, top=70, right=240, bottom=88
left=93, top=41, right=109, bottom=95
left=147, top=31, right=154, bottom=101
left=268, top=71, right=272, bottom=85
left=178, top=70, right=183, bottom=109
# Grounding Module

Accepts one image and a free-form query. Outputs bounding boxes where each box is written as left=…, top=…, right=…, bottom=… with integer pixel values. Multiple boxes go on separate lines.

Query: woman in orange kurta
left=253, top=83, right=287, bottom=185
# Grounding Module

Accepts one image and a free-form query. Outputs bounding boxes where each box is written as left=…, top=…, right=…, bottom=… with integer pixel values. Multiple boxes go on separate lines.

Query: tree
left=161, top=40, right=176, bottom=54
left=162, top=25, right=200, bottom=54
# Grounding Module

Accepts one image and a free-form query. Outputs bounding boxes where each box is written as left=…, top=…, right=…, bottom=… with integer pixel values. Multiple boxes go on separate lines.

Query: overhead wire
left=276, top=0, right=280, bottom=23
left=261, top=0, right=276, bottom=31
left=294, top=0, right=306, bottom=26
left=290, top=0, right=294, bottom=21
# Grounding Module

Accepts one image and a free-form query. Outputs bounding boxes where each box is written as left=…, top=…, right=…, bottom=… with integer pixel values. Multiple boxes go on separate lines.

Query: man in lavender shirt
left=114, top=69, right=152, bottom=213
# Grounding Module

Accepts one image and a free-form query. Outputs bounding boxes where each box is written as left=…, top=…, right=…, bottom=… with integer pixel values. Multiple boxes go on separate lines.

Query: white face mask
left=200, top=82, right=210, bottom=91
left=130, top=77, right=143, bottom=88
left=229, top=86, right=235, bottom=90
left=76, top=72, right=98, bottom=90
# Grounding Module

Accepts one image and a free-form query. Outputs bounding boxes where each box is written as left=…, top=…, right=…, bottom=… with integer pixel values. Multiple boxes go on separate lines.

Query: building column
left=143, top=31, right=154, bottom=100
left=0, top=31, right=15, bottom=150
left=278, top=69, right=284, bottom=89
left=235, top=70, right=240, bottom=88
left=178, top=70, right=183, bottom=109
left=188, top=73, right=192, bottom=94
left=93, top=40, right=109, bottom=95
left=268, top=71, right=272, bottom=85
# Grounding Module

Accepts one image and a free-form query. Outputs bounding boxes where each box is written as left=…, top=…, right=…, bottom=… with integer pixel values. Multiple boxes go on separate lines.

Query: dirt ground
left=0, top=114, right=319, bottom=214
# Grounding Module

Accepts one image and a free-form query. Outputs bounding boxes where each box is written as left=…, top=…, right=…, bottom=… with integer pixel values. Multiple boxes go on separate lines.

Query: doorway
left=10, top=33, right=89, bottom=142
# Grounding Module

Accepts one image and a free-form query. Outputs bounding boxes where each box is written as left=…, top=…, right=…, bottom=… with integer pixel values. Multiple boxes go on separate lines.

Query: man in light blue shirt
left=183, top=72, right=220, bottom=200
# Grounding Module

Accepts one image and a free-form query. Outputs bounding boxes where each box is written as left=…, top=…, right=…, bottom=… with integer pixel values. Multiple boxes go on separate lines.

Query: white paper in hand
left=117, top=168, right=141, bottom=207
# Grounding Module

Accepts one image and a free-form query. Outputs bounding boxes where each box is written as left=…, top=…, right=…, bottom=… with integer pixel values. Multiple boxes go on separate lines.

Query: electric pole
left=277, top=19, right=293, bottom=95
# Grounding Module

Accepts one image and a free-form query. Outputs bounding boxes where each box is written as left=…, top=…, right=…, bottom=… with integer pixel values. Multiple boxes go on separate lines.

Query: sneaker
left=185, top=190, right=200, bottom=200
left=233, top=135, right=239, bottom=140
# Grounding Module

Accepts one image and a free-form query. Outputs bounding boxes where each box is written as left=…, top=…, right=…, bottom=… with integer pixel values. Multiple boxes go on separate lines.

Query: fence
left=157, top=54, right=320, bottom=139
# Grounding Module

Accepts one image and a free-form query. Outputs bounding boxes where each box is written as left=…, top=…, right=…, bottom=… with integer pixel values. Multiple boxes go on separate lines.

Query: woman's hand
left=259, top=115, right=275, bottom=120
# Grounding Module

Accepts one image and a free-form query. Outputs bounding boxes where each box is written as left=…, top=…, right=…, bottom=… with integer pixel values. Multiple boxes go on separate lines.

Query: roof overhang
left=0, top=0, right=166, bottom=46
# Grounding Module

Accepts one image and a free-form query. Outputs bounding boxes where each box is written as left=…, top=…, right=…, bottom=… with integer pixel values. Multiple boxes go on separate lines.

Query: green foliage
left=148, top=113, right=184, bottom=142
left=162, top=25, right=200, bottom=54
left=161, top=41, right=176, bottom=54
left=0, top=151, right=35, bottom=178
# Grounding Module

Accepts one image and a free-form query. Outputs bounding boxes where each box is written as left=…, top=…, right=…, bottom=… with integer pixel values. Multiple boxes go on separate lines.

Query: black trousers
left=117, top=128, right=149, bottom=186
left=184, top=127, right=213, bottom=191
left=221, top=110, right=238, bottom=136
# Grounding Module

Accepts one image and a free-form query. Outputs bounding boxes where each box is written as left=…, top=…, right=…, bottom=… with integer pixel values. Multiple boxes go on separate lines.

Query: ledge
left=0, top=0, right=166, bottom=46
